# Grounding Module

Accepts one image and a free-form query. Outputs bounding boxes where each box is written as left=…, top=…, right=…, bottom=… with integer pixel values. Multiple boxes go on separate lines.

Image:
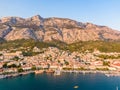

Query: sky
left=0, top=0, right=120, bottom=30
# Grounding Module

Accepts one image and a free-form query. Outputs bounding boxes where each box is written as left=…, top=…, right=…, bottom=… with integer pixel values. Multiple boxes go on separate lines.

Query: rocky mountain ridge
left=0, top=15, right=120, bottom=43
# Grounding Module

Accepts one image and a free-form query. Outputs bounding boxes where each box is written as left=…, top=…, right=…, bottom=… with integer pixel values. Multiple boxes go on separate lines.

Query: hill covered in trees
left=0, top=39, right=120, bottom=53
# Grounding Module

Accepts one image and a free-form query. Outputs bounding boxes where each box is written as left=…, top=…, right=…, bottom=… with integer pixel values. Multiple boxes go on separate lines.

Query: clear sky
left=0, top=0, right=120, bottom=30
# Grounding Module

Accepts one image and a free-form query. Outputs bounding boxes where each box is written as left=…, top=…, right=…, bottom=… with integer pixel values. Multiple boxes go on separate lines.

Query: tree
left=17, top=68, right=24, bottom=73
left=12, top=56, right=20, bottom=61
left=0, top=53, right=2, bottom=56
left=22, top=51, right=32, bottom=56
left=64, top=60, right=69, bottom=65
left=31, top=66, right=36, bottom=70
left=103, top=61, right=110, bottom=66
left=3, top=63, right=8, bottom=68
left=8, top=64, right=15, bottom=68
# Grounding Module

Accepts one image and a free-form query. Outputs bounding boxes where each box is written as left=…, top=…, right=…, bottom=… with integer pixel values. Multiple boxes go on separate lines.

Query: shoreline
left=0, top=71, right=34, bottom=79
left=61, top=70, right=120, bottom=76
left=0, top=70, right=120, bottom=79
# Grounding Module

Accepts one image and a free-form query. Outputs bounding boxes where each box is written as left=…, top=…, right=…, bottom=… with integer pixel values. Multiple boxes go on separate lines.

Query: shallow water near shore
left=0, top=72, right=120, bottom=90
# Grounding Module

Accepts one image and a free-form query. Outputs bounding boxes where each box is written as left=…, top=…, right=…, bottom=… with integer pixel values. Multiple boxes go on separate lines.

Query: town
left=0, top=46, right=120, bottom=78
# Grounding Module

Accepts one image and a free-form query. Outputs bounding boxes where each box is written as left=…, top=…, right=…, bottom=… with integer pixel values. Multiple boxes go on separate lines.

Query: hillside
left=0, top=39, right=120, bottom=53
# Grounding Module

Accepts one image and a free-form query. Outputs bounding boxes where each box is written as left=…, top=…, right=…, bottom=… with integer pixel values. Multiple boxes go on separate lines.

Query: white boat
left=74, top=86, right=79, bottom=89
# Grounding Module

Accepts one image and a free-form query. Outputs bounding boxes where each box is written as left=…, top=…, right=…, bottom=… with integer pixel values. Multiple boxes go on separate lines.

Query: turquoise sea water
left=0, top=73, right=120, bottom=90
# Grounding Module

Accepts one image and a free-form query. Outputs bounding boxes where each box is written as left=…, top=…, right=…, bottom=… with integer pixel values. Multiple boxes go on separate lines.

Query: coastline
left=61, top=70, right=120, bottom=77
left=0, top=71, right=34, bottom=79
left=0, top=70, right=120, bottom=79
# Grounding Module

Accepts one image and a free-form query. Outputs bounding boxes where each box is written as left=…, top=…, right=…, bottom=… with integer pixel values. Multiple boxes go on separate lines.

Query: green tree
left=0, top=53, right=2, bottom=56
left=64, top=60, right=69, bottom=65
left=103, top=61, right=110, bottom=66
left=3, top=63, right=8, bottom=68
left=22, top=51, right=32, bottom=56
left=8, top=64, right=17, bottom=68
left=12, top=56, right=20, bottom=61
left=17, top=68, right=24, bottom=73
left=31, top=66, right=36, bottom=70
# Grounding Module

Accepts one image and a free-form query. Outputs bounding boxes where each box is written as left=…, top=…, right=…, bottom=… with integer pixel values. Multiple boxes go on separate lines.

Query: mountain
left=0, top=15, right=120, bottom=43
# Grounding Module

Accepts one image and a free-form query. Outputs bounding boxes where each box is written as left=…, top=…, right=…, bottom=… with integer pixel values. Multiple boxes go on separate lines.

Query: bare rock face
left=0, top=24, right=12, bottom=38
left=0, top=17, right=25, bottom=24
left=26, top=15, right=44, bottom=26
left=31, top=15, right=43, bottom=22
left=0, top=15, right=120, bottom=43
left=5, top=27, right=37, bottom=41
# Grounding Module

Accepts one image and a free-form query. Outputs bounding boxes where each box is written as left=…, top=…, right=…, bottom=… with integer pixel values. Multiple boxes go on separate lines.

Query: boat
left=74, top=86, right=79, bottom=89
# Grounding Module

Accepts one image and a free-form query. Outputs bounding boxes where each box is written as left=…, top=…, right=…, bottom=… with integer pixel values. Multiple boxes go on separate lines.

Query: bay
left=0, top=73, right=120, bottom=90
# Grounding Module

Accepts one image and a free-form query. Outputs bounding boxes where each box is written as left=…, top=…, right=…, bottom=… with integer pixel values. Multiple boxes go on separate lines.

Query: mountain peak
left=30, top=15, right=43, bottom=21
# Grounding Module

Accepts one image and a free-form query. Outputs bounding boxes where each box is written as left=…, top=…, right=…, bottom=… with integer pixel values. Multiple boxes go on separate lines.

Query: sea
left=0, top=72, right=120, bottom=90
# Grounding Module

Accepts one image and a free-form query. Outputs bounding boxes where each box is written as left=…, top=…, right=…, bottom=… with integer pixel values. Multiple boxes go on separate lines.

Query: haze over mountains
left=0, top=15, right=120, bottom=44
